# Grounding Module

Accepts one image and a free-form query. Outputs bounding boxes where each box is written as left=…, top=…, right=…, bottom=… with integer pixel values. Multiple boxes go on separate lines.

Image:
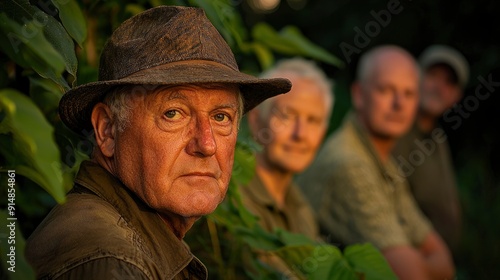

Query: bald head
left=352, top=45, right=420, bottom=140
left=356, top=45, right=420, bottom=84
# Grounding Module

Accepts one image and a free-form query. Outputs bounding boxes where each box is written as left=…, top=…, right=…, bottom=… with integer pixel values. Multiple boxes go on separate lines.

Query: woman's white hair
left=256, top=57, right=334, bottom=120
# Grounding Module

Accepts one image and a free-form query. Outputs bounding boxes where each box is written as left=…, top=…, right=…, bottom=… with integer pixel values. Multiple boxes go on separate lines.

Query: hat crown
left=98, top=6, right=238, bottom=81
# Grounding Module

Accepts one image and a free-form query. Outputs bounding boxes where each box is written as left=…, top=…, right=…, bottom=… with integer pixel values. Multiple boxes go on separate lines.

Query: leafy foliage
left=0, top=89, right=65, bottom=203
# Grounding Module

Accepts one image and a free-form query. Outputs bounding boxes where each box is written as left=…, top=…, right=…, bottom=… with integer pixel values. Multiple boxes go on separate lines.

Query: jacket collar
left=74, top=160, right=207, bottom=279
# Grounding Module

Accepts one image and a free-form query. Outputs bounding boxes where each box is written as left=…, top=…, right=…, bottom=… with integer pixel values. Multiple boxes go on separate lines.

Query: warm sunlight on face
left=258, top=77, right=330, bottom=173
left=113, top=85, right=240, bottom=218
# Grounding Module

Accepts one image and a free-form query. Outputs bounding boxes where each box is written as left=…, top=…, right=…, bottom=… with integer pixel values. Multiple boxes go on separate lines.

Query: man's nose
left=186, top=117, right=217, bottom=157
left=393, top=91, right=404, bottom=110
left=292, top=117, right=307, bottom=140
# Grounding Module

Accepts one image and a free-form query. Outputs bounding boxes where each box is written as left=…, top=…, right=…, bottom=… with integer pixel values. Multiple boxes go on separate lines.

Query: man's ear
left=351, top=81, right=364, bottom=112
left=91, top=103, right=116, bottom=158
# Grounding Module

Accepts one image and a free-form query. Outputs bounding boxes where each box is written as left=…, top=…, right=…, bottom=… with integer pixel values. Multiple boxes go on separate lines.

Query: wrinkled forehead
left=128, top=83, right=240, bottom=107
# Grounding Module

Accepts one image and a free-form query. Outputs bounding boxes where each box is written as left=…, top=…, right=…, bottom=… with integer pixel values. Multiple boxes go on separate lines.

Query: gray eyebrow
left=215, top=103, right=238, bottom=110
left=166, top=90, right=188, bottom=101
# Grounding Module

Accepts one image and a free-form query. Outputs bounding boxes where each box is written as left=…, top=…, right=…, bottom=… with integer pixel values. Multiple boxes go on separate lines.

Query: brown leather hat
left=59, top=6, right=291, bottom=134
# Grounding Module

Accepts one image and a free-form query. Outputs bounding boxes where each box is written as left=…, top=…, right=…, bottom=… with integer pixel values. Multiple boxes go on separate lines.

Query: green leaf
left=125, top=4, right=146, bottom=16
left=250, top=42, right=275, bottom=70
left=231, top=141, right=256, bottom=185
left=274, top=228, right=317, bottom=246
left=252, top=23, right=299, bottom=54
left=0, top=89, right=66, bottom=203
left=344, top=243, right=398, bottom=280
left=51, top=0, right=87, bottom=46
left=280, top=26, right=345, bottom=67
left=327, top=258, right=359, bottom=280
left=189, top=0, right=234, bottom=47
left=252, top=23, right=345, bottom=68
left=0, top=14, right=66, bottom=87
left=28, top=76, right=63, bottom=114
left=233, top=225, right=282, bottom=251
left=273, top=244, right=347, bottom=279
left=0, top=210, right=36, bottom=280
left=1, top=0, right=78, bottom=88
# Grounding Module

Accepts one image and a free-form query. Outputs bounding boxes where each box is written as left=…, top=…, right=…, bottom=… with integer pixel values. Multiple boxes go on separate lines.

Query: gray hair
left=103, top=84, right=244, bottom=132
left=256, top=58, right=334, bottom=120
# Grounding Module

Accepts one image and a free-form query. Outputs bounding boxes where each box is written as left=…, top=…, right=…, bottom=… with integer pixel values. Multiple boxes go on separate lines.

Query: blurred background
left=1, top=0, right=498, bottom=279
left=241, top=0, right=500, bottom=278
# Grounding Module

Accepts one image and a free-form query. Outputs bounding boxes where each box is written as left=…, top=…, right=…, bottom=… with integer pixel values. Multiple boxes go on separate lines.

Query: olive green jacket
left=26, top=161, right=207, bottom=280
left=240, top=173, right=319, bottom=240
left=297, top=113, right=432, bottom=250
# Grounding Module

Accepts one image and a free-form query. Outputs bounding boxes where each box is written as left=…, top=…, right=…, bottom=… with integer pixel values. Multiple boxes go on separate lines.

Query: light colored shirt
left=297, top=113, right=432, bottom=250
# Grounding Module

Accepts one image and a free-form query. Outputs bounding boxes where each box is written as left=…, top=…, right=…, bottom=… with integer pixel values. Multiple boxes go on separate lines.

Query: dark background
left=241, top=0, right=500, bottom=278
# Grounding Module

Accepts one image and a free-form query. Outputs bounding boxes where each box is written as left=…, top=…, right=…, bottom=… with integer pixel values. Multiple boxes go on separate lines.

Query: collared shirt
left=240, top=173, right=319, bottom=240
left=26, top=161, right=207, bottom=280
left=296, top=113, right=432, bottom=249
left=393, top=124, right=461, bottom=249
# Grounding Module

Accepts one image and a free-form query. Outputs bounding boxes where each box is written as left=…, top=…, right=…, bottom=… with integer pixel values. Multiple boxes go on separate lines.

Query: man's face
left=113, top=85, right=239, bottom=219
left=420, top=64, right=462, bottom=117
left=253, top=77, right=329, bottom=173
left=355, top=57, right=419, bottom=139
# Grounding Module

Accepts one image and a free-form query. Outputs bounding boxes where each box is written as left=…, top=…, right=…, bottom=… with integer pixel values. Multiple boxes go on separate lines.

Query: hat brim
left=59, top=60, right=291, bottom=134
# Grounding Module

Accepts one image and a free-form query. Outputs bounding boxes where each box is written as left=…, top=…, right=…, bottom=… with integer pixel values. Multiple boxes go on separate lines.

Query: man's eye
left=165, top=110, right=181, bottom=119
left=214, top=113, right=229, bottom=122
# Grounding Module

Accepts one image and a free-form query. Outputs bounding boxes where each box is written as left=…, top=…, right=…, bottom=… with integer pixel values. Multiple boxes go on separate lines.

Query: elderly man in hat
left=393, top=45, right=469, bottom=252
left=25, top=6, right=290, bottom=279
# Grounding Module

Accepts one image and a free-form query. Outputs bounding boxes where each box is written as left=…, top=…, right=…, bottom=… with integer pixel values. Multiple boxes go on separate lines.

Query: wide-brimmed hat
left=59, top=6, right=291, bottom=134
left=419, top=45, right=469, bottom=88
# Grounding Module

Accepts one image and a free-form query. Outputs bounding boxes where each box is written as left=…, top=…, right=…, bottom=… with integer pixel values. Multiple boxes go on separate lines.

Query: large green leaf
left=1, top=0, right=78, bottom=88
left=0, top=14, right=67, bottom=87
left=0, top=210, right=36, bottom=280
left=344, top=243, right=397, bottom=280
left=252, top=23, right=345, bottom=68
left=51, top=0, right=87, bottom=46
left=0, top=89, right=66, bottom=203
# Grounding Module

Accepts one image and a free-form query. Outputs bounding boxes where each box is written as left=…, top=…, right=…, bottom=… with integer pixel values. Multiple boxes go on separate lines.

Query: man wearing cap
left=25, top=6, right=290, bottom=279
left=393, top=45, right=469, bottom=251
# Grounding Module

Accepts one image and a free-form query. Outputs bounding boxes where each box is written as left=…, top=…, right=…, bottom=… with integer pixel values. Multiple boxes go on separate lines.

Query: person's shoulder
left=318, top=123, right=367, bottom=165
left=28, top=191, right=131, bottom=242
left=26, top=192, right=146, bottom=278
